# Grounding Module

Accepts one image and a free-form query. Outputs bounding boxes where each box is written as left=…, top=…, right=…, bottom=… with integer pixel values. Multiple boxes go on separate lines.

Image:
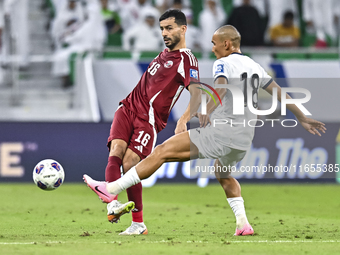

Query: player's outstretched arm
left=264, top=81, right=326, bottom=136
left=175, top=83, right=202, bottom=134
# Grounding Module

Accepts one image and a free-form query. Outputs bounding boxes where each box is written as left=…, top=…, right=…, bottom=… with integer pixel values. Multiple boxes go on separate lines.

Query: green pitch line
left=0, top=183, right=339, bottom=255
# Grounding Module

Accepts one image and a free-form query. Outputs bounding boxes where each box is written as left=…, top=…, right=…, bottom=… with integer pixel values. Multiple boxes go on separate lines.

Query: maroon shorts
left=108, top=105, right=156, bottom=159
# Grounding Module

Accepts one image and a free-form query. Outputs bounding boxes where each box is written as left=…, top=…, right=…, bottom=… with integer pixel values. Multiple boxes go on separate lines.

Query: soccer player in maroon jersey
left=84, top=9, right=202, bottom=235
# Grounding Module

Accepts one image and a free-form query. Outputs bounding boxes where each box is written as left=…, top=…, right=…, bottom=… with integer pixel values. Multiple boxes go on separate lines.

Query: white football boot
left=107, top=200, right=135, bottom=223
left=119, top=222, right=148, bottom=235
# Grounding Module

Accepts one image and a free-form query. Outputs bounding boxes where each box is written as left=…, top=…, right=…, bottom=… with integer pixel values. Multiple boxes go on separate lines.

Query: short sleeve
left=188, top=65, right=200, bottom=85
left=182, top=51, right=200, bottom=88
left=213, top=59, right=230, bottom=82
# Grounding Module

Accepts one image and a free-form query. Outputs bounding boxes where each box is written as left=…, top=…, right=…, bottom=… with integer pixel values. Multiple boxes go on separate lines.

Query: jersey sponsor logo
left=215, top=64, right=224, bottom=74
left=190, top=69, right=198, bottom=79
left=164, top=60, right=173, bottom=68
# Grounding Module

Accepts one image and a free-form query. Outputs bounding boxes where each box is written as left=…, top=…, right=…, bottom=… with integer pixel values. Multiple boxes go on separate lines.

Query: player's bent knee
left=122, top=151, right=140, bottom=173
left=153, top=144, right=164, bottom=157
left=153, top=143, right=171, bottom=160
left=122, top=158, right=140, bottom=172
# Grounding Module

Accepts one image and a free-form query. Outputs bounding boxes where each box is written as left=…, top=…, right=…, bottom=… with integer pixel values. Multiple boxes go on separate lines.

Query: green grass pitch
left=0, top=183, right=339, bottom=255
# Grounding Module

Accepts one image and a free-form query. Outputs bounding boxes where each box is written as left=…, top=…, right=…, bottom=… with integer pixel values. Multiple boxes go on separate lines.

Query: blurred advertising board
left=0, top=122, right=339, bottom=187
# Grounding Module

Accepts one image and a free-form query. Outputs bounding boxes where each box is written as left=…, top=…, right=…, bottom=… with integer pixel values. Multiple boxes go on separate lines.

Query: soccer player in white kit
left=84, top=25, right=326, bottom=236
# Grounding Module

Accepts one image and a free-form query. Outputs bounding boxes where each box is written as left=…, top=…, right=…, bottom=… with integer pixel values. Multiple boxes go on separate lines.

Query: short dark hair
left=284, top=11, right=294, bottom=20
left=159, top=9, right=187, bottom=26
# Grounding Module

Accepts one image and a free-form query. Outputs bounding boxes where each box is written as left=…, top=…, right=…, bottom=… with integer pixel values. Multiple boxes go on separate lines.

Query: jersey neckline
left=230, top=52, right=244, bottom=56
left=165, top=48, right=192, bottom=54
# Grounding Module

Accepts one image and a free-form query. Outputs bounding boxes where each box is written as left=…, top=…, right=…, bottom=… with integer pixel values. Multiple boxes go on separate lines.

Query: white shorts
left=189, top=127, right=246, bottom=167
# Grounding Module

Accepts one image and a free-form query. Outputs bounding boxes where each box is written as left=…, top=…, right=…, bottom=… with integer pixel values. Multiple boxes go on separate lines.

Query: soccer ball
left=33, top=159, right=65, bottom=191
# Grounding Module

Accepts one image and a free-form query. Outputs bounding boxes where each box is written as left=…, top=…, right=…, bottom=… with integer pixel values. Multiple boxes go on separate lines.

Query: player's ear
left=224, top=40, right=230, bottom=50
left=181, top=25, right=187, bottom=34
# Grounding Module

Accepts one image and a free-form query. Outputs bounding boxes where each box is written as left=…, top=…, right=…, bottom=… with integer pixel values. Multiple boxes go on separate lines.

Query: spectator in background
left=303, top=0, right=340, bottom=47
left=170, top=0, right=191, bottom=14
left=270, top=11, right=300, bottom=47
left=122, top=8, right=162, bottom=52
left=50, top=0, right=68, bottom=16
left=100, top=0, right=121, bottom=34
left=118, top=0, right=158, bottom=32
left=0, top=0, right=3, bottom=51
left=267, top=0, right=299, bottom=33
left=52, top=0, right=106, bottom=88
left=227, top=0, right=263, bottom=46
left=155, top=0, right=191, bottom=14
left=4, top=0, right=30, bottom=68
left=166, top=0, right=191, bottom=20
left=182, top=9, right=201, bottom=51
left=232, top=0, right=266, bottom=18
left=199, top=0, right=226, bottom=54
left=51, top=0, right=85, bottom=50
left=0, top=0, right=4, bottom=84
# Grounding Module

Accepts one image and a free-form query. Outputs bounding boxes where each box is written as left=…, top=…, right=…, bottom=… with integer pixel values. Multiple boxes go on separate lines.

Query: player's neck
left=168, top=41, right=187, bottom=52
left=231, top=49, right=242, bottom=54
left=226, top=49, right=242, bottom=57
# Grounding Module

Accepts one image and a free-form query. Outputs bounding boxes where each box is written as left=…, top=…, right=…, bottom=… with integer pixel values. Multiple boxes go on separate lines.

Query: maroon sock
left=127, top=183, right=143, bottom=222
left=105, top=156, right=122, bottom=182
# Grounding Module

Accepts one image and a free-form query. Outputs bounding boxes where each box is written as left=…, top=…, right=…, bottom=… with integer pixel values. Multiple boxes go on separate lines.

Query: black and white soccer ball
left=33, top=159, right=65, bottom=191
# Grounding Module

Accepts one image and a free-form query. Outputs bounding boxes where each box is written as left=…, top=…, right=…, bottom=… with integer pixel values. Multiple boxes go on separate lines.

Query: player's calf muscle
left=157, top=137, right=191, bottom=162
left=122, top=152, right=140, bottom=173
left=109, top=141, right=127, bottom=158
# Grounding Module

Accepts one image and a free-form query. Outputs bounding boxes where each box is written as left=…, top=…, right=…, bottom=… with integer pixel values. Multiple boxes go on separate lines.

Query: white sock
left=227, top=197, right=249, bottom=229
left=106, top=167, right=141, bottom=195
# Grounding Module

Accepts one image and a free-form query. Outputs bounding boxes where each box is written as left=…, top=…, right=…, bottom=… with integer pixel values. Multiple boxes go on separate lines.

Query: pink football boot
left=83, top=174, right=116, bottom=203
left=234, top=224, right=254, bottom=236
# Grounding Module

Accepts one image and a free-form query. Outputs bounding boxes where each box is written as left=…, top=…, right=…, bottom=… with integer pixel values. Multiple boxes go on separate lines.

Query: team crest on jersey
left=215, top=64, right=224, bottom=74
left=164, top=60, right=173, bottom=68
left=190, top=69, right=198, bottom=79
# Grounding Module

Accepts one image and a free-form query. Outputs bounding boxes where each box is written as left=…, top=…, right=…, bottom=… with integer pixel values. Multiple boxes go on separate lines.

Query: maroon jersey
left=120, top=48, right=200, bottom=132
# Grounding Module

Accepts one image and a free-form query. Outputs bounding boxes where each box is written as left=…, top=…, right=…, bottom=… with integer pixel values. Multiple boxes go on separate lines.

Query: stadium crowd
left=45, top=0, right=340, bottom=51
left=0, top=0, right=339, bottom=86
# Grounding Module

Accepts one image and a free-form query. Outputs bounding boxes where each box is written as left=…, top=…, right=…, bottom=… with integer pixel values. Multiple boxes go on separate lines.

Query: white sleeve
left=213, top=59, right=230, bottom=82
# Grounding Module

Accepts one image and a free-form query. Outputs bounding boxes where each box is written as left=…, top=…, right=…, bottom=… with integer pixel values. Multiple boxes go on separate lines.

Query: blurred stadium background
left=0, top=0, right=339, bottom=186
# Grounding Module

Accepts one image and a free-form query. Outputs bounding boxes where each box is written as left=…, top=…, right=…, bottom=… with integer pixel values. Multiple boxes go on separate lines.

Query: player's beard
left=164, top=33, right=181, bottom=50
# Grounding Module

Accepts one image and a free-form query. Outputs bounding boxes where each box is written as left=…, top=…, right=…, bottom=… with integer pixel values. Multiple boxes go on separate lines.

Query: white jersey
left=210, top=53, right=272, bottom=150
